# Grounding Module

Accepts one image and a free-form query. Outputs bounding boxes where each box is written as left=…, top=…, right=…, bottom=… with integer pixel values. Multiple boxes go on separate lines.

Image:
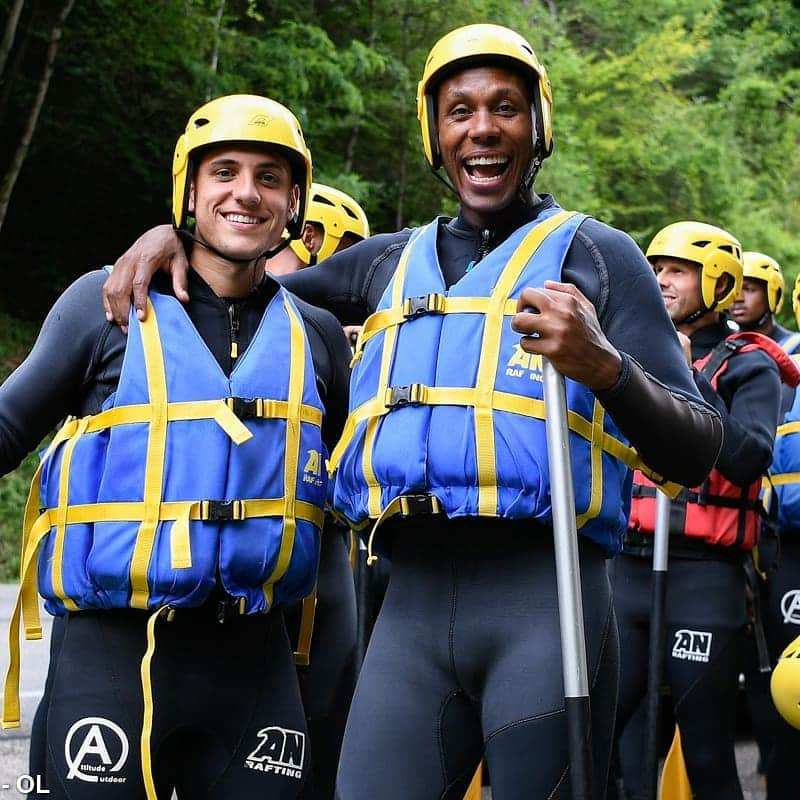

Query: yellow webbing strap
left=293, top=585, right=318, bottom=666
left=139, top=607, right=164, bottom=800
left=352, top=296, right=519, bottom=362
left=362, top=226, right=429, bottom=516
left=768, top=472, right=800, bottom=487
left=51, top=417, right=91, bottom=613
left=262, top=297, right=308, bottom=609
left=475, top=211, right=577, bottom=513
left=3, top=495, right=57, bottom=727
left=130, top=301, right=169, bottom=609
left=777, top=420, right=800, bottom=437
left=576, top=400, right=605, bottom=528
left=365, top=494, right=442, bottom=564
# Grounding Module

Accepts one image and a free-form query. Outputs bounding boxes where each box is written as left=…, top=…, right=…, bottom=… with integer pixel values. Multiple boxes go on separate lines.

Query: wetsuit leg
left=294, top=528, right=358, bottom=800
left=44, top=606, right=308, bottom=800
left=606, top=553, right=653, bottom=799
left=28, top=615, right=65, bottom=799
left=337, top=522, right=619, bottom=800
left=664, top=557, right=748, bottom=800
left=761, top=534, right=800, bottom=800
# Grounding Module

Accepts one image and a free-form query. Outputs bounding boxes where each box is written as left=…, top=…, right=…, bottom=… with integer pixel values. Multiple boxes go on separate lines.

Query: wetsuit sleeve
left=694, top=351, right=781, bottom=486
left=0, top=271, right=121, bottom=474
left=563, top=222, right=722, bottom=488
left=276, top=232, right=410, bottom=323
left=293, top=298, right=351, bottom=452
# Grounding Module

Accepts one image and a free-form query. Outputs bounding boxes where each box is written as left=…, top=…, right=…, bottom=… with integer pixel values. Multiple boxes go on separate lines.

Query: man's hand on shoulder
left=103, top=224, right=189, bottom=332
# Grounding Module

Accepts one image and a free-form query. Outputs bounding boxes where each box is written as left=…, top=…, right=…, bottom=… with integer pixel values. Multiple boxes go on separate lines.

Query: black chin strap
left=679, top=304, right=716, bottom=326
left=175, top=227, right=293, bottom=266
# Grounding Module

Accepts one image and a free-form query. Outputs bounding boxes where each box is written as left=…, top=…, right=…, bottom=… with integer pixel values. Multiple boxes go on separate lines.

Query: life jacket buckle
left=403, top=293, right=445, bottom=319
left=226, top=396, right=265, bottom=420
left=384, top=383, right=427, bottom=409
left=200, top=499, right=245, bottom=521
left=398, top=493, right=441, bottom=516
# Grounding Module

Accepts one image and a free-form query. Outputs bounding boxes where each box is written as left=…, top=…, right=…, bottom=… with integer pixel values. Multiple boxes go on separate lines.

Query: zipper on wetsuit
left=465, top=228, right=492, bottom=274
left=228, top=301, right=241, bottom=361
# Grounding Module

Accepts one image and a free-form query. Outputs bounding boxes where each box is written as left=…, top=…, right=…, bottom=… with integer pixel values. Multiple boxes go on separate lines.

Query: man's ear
left=715, top=273, right=734, bottom=303
left=301, top=222, right=315, bottom=252
left=289, top=185, right=301, bottom=222
left=188, top=181, right=196, bottom=214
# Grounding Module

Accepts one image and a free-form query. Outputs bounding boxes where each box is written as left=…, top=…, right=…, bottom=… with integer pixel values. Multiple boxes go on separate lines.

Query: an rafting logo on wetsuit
left=780, top=589, right=800, bottom=625
left=505, top=343, right=543, bottom=382
left=64, top=716, right=129, bottom=784
left=671, top=629, right=713, bottom=663
left=303, top=449, right=324, bottom=488
left=245, top=726, right=306, bottom=779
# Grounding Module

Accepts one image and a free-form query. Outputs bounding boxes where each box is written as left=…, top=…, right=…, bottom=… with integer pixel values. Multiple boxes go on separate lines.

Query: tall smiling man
left=103, top=26, right=722, bottom=799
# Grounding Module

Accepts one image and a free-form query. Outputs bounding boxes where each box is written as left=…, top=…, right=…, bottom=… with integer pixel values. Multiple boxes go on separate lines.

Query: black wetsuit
left=2, top=268, right=351, bottom=800
left=612, top=318, right=782, bottom=800
left=279, top=194, right=723, bottom=800
left=755, top=320, right=800, bottom=800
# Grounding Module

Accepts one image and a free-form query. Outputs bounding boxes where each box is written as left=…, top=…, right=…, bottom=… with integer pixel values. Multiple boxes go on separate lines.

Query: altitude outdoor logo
left=505, top=343, right=543, bottom=381
left=780, top=589, right=800, bottom=625
left=671, top=628, right=713, bottom=663
left=64, top=716, right=129, bottom=784
left=245, top=726, right=306, bottom=780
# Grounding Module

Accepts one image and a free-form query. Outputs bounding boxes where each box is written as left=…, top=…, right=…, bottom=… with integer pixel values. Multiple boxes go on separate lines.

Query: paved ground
left=0, top=584, right=768, bottom=798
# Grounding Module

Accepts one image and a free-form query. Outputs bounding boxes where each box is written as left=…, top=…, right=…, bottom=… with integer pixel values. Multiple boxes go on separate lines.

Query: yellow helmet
left=416, top=23, right=553, bottom=171
left=793, top=273, right=800, bottom=330
left=172, top=94, right=312, bottom=239
left=646, top=221, right=743, bottom=312
left=771, top=634, right=800, bottom=729
left=289, top=183, right=370, bottom=265
left=743, top=251, right=784, bottom=314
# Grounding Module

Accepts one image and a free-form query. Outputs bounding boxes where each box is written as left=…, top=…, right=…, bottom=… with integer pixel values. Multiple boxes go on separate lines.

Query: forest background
left=0, top=0, right=798, bottom=576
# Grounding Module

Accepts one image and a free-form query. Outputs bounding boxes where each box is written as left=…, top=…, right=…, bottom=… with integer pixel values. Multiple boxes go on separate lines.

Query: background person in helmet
left=102, top=23, right=723, bottom=799
left=0, top=94, right=351, bottom=799
left=268, top=182, right=370, bottom=276
left=730, top=252, right=793, bottom=349
left=755, top=271, right=800, bottom=800
left=616, top=221, right=787, bottom=800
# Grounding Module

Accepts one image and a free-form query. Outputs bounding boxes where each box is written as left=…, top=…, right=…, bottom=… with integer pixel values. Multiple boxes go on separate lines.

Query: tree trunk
left=0, top=0, right=76, bottom=234
left=0, top=0, right=25, bottom=77
left=206, top=0, right=226, bottom=101
left=343, top=0, right=378, bottom=173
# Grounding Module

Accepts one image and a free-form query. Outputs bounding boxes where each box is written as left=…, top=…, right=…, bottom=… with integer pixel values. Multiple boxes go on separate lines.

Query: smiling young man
left=616, top=222, right=790, bottom=799
left=101, top=26, right=724, bottom=798
left=1, top=94, right=351, bottom=800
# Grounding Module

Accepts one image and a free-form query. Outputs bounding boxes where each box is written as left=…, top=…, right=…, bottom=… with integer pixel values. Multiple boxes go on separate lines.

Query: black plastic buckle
left=399, top=494, right=440, bottom=516
left=403, top=293, right=444, bottom=319
left=384, top=384, right=425, bottom=409
left=202, top=500, right=244, bottom=521
left=226, top=397, right=262, bottom=420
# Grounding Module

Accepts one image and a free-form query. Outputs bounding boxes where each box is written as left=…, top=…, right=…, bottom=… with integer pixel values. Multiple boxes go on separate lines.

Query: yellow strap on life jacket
left=293, top=585, right=318, bottom=667
left=262, top=296, right=307, bottom=609
left=139, top=607, right=164, bottom=800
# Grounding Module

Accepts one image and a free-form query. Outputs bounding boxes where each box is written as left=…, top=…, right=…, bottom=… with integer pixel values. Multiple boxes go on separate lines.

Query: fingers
left=103, top=258, right=135, bottom=332
left=171, top=251, right=190, bottom=304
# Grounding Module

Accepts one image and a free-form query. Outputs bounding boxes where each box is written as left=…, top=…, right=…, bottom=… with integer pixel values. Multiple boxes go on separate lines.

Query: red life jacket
left=629, top=331, right=800, bottom=551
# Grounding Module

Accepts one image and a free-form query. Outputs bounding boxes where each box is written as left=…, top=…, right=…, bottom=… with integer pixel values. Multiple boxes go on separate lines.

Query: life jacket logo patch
left=505, top=344, right=543, bottom=381
left=245, top=726, right=305, bottom=779
left=303, top=449, right=324, bottom=487
left=671, top=628, right=713, bottom=663
left=780, top=589, right=800, bottom=625
left=64, top=716, right=129, bottom=784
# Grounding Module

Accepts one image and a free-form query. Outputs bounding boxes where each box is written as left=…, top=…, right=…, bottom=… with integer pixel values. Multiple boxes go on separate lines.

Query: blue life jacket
left=329, top=209, right=639, bottom=555
left=27, top=289, right=326, bottom=618
left=767, top=332, right=800, bottom=530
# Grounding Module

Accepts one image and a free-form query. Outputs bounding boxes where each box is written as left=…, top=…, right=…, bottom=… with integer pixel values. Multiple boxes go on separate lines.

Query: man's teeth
left=226, top=214, right=260, bottom=224
left=465, top=156, right=508, bottom=166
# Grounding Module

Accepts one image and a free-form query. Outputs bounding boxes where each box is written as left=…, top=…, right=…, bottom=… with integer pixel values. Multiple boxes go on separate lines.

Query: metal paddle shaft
left=542, top=358, right=595, bottom=800
left=644, top=489, right=671, bottom=800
